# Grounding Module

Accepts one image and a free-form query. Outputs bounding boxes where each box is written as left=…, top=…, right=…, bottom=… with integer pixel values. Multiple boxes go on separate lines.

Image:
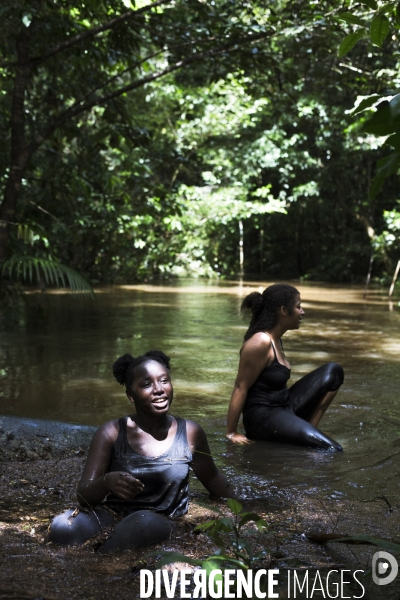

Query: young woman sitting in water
left=226, top=284, right=344, bottom=451
left=49, top=350, right=235, bottom=552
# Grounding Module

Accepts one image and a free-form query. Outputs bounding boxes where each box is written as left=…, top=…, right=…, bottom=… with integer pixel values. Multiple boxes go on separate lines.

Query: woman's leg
left=245, top=406, right=342, bottom=450
left=48, top=507, right=115, bottom=546
left=289, top=362, right=344, bottom=425
left=308, top=390, right=338, bottom=427
left=100, top=510, right=173, bottom=553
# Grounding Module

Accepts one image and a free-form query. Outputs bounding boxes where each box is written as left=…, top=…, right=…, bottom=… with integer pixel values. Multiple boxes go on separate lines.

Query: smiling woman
left=48, top=350, right=235, bottom=552
left=226, top=284, right=345, bottom=450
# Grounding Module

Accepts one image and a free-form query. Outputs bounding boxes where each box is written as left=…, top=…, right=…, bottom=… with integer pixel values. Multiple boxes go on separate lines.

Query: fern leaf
left=2, top=255, right=94, bottom=297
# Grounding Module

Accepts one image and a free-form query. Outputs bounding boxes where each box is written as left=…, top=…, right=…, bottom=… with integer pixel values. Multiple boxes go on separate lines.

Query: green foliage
left=332, top=1, right=400, bottom=199
left=335, top=0, right=395, bottom=56
left=153, top=499, right=270, bottom=594
left=2, top=255, right=94, bottom=296
left=369, top=152, right=400, bottom=199
left=370, top=14, right=390, bottom=46
left=1, top=0, right=399, bottom=287
left=338, top=30, right=366, bottom=57
left=374, top=202, right=400, bottom=260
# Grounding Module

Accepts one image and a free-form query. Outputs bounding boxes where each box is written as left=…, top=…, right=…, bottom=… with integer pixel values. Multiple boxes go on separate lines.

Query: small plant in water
left=153, top=498, right=271, bottom=595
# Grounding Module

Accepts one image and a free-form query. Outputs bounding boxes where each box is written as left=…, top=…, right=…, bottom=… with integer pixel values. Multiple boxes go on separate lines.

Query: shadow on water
left=0, top=279, right=399, bottom=504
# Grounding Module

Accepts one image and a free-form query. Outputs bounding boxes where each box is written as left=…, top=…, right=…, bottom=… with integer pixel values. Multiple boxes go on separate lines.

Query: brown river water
left=1, top=280, right=399, bottom=504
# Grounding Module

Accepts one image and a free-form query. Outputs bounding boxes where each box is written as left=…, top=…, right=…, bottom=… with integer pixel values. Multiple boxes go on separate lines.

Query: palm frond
left=17, top=224, right=35, bottom=246
left=2, top=255, right=94, bottom=297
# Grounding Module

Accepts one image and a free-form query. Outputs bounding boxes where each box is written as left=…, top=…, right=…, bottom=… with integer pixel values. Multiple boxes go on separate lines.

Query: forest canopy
left=1, top=0, right=400, bottom=290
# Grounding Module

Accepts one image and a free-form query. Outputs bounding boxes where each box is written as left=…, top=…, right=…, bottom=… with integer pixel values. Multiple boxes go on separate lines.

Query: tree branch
left=64, top=36, right=213, bottom=112
left=25, top=31, right=271, bottom=160
left=33, top=0, right=174, bottom=65
left=0, top=0, right=174, bottom=69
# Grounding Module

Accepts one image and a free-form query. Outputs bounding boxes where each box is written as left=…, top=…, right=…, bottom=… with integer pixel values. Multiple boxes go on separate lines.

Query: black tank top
left=243, top=340, right=291, bottom=412
left=103, top=416, right=192, bottom=517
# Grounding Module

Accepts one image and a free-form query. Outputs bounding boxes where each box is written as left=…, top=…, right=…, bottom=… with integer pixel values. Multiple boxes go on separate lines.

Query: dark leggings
left=48, top=507, right=173, bottom=552
left=244, top=362, right=344, bottom=450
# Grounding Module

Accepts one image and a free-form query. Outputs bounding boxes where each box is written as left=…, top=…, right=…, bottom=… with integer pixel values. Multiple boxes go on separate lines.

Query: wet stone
left=0, top=416, right=95, bottom=462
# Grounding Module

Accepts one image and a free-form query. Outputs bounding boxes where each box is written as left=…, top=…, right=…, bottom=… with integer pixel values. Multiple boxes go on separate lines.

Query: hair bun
left=241, top=291, right=264, bottom=315
left=112, top=353, right=135, bottom=385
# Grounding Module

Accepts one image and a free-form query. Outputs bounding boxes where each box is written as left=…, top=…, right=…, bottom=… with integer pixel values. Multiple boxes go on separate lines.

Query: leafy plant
left=332, top=0, right=400, bottom=198
left=2, top=255, right=94, bottom=297
left=153, top=499, right=270, bottom=595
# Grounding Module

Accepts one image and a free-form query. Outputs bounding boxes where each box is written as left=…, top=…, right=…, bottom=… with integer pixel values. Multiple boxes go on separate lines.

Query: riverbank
left=1, top=452, right=399, bottom=599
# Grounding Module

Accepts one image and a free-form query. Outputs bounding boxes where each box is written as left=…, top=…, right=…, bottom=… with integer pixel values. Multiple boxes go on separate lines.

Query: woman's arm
left=77, top=421, right=144, bottom=507
left=186, top=420, right=237, bottom=498
left=226, top=334, right=273, bottom=444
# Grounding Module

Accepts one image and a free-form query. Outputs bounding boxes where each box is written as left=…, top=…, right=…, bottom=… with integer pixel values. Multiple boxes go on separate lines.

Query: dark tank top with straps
left=243, top=339, right=291, bottom=413
left=103, top=416, right=192, bottom=517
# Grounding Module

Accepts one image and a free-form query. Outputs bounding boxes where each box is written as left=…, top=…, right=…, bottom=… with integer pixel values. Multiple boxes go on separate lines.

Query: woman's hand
left=104, top=471, right=144, bottom=501
left=226, top=432, right=254, bottom=445
left=77, top=421, right=146, bottom=507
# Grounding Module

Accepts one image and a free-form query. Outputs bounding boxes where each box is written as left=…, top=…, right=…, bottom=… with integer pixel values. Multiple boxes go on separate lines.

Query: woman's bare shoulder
left=184, top=419, right=204, bottom=437
left=241, top=332, right=272, bottom=354
left=184, top=419, right=210, bottom=452
left=92, top=418, right=121, bottom=444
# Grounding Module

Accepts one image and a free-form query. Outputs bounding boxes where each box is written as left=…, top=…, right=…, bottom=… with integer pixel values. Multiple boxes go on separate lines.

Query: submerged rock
left=0, top=415, right=96, bottom=461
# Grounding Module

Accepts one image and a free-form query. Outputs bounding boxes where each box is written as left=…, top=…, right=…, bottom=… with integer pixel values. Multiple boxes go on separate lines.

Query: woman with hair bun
left=226, top=284, right=344, bottom=450
left=49, top=350, right=235, bottom=552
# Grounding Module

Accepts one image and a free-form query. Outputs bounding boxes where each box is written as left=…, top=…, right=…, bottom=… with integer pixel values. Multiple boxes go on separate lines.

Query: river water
left=1, top=280, right=399, bottom=505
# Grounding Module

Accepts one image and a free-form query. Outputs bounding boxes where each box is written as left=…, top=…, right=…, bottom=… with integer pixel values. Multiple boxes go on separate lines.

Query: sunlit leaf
left=378, top=2, right=396, bottom=15
left=2, top=256, right=94, bottom=297
left=385, top=132, right=400, bottom=149
left=227, top=498, right=243, bottom=515
left=370, top=14, right=390, bottom=46
left=362, top=103, right=391, bottom=135
left=348, top=94, right=381, bottom=116
left=362, top=95, right=400, bottom=135
left=338, top=30, right=366, bottom=57
left=194, top=519, right=218, bottom=532
left=359, top=0, right=377, bottom=8
left=369, top=151, right=400, bottom=199
left=335, top=13, right=366, bottom=26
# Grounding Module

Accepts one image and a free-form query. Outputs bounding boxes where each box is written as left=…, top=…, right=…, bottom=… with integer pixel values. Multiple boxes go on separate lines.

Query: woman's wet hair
left=113, top=350, right=171, bottom=394
left=241, top=283, right=299, bottom=341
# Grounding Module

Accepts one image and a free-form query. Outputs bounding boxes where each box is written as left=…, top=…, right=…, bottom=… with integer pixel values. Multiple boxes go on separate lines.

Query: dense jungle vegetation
left=1, top=0, right=400, bottom=292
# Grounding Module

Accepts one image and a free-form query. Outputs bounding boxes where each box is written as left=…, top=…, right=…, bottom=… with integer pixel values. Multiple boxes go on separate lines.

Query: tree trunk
left=389, top=259, right=400, bottom=298
left=363, top=250, right=374, bottom=299
left=238, top=219, right=244, bottom=278
left=0, top=25, right=31, bottom=265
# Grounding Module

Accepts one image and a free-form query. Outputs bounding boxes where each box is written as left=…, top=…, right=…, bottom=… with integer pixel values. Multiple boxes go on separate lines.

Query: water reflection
left=0, top=280, right=399, bottom=503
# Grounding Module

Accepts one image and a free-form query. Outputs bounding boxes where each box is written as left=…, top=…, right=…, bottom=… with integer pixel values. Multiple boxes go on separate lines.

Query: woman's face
left=128, top=360, right=173, bottom=416
left=286, top=293, right=305, bottom=329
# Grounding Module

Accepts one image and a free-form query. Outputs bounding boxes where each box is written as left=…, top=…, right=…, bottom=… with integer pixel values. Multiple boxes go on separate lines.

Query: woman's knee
left=48, top=507, right=113, bottom=546
left=324, top=362, right=344, bottom=391
left=100, top=510, right=173, bottom=553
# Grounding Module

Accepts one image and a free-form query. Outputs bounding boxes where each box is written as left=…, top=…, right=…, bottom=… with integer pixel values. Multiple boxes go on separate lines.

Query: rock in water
left=0, top=415, right=96, bottom=461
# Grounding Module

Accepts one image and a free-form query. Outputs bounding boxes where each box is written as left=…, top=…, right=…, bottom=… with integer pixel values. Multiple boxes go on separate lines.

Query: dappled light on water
left=1, top=279, right=399, bottom=504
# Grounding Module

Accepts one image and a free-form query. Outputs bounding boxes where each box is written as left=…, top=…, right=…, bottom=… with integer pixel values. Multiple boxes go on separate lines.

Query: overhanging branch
left=25, top=31, right=271, bottom=160
left=1, top=0, right=174, bottom=69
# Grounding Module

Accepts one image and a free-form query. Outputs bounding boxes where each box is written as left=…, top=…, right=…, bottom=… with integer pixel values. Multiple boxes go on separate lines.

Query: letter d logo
left=372, top=551, right=398, bottom=586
